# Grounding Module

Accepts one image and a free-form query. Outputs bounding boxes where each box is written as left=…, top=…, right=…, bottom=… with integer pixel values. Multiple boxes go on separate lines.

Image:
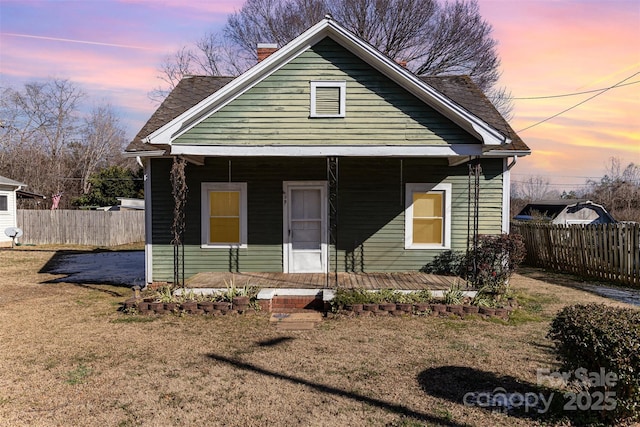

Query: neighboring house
left=117, top=198, right=145, bottom=211
left=0, top=175, right=26, bottom=246
left=514, top=199, right=615, bottom=225
left=92, top=198, right=145, bottom=211
left=16, top=188, right=46, bottom=209
left=125, top=17, right=531, bottom=284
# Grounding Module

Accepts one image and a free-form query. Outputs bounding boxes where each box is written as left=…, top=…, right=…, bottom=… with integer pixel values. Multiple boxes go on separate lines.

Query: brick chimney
left=257, top=43, right=278, bottom=62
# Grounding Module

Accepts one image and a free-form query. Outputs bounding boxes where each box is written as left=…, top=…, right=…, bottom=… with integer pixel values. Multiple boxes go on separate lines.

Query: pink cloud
left=477, top=0, right=640, bottom=187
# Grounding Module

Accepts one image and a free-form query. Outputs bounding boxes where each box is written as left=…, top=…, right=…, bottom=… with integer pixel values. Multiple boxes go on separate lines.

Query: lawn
left=0, top=246, right=633, bottom=427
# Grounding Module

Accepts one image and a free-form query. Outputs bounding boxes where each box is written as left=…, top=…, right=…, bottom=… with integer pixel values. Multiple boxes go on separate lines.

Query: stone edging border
left=330, top=302, right=511, bottom=319
left=122, top=297, right=259, bottom=316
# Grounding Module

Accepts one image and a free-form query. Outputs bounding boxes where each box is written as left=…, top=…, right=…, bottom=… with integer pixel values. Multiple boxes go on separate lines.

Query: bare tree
left=73, top=104, right=128, bottom=195
left=149, top=46, right=197, bottom=103
left=153, top=0, right=512, bottom=116
left=1, top=79, right=132, bottom=208
left=412, top=0, right=499, bottom=90
left=0, top=79, right=84, bottom=203
left=512, top=176, right=557, bottom=202
left=586, top=157, right=640, bottom=222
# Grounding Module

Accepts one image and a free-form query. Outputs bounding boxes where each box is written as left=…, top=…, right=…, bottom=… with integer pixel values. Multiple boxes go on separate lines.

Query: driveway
left=45, top=250, right=145, bottom=287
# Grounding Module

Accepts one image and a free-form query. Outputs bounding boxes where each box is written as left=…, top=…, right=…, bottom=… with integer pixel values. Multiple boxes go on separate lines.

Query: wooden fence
left=17, top=209, right=145, bottom=247
left=511, top=222, right=640, bottom=287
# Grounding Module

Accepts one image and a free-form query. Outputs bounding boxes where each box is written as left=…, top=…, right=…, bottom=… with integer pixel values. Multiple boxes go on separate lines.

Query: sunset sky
left=1, top=0, right=638, bottom=191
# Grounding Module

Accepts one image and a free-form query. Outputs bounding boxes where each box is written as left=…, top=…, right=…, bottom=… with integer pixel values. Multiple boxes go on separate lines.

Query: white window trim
left=201, top=182, right=248, bottom=249
left=405, top=183, right=452, bottom=250
left=310, top=80, right=346, bottom=118
left=0, top=193, right=9, bottom=213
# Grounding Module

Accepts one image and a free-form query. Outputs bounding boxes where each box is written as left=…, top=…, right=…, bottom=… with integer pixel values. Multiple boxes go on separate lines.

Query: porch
left=185, top=271, right=467, bottom=291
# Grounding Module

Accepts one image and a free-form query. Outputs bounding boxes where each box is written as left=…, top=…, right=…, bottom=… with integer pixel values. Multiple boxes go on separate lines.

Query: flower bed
left=328, top=287, right=516, bottom=320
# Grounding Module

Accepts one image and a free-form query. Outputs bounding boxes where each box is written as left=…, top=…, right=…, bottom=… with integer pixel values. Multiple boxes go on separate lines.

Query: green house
left=125, top=17, right=530, bottom=285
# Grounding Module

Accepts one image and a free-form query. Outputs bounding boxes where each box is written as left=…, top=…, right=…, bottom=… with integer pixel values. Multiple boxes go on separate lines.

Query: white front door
left=283, top=181, right=328, bottom=273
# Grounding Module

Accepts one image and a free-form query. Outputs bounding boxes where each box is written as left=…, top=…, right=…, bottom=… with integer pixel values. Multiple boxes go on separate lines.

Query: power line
left=517, top=71, right=640, bottom=133
left=511, top=173, right=602, bottom=179
left=509, top=80, right=640, bottom=100
left=512, top=180, right=591, bottom=187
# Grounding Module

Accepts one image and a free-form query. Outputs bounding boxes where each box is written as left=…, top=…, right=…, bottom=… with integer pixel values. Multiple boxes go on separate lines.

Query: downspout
left=15, top=185, right=24, bottom=235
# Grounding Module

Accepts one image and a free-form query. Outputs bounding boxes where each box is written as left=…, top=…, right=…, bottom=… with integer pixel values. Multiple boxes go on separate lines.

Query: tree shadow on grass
left=255, top=337, right=295, bottom=347
left=39, top=249, right=144, bottom=293
left=207, top=353, right=470, bottom=427
left=418, top=366, right=579, bottom=424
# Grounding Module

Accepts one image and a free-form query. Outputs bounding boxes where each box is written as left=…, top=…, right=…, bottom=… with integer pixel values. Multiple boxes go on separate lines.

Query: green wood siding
left=334, top=158, right=503, bottom=272
left=174, top=37, right=476, bottom=147
left=150, top=157, right=503, bottom=281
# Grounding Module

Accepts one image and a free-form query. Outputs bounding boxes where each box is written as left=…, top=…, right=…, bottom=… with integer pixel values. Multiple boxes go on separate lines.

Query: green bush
left=420, top=250, right=466, bottom=276
left=547, top=304, right=640, bottom=423
left=467, top=234, right=526, bottom=294
left=421, top=234, right=526, bottom=294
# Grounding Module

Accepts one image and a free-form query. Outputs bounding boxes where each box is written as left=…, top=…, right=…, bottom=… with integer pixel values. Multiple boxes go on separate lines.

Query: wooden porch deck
left=185, top=271, right=466, bottom=290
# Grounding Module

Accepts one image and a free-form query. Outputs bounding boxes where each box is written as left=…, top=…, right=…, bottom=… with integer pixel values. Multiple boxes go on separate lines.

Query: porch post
left=466, top=158, right=482, bottom=283
left=327, top=156, right=339, bottom=287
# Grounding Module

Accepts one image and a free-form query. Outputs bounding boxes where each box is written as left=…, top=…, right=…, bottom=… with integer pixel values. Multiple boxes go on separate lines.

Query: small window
left=201, top=183, right=247, bottom=248
left=405, top=183, right=451, bottom=249
left=310, top=81, right=346, bottom=118
left=0, top=195, right=7, bottom=211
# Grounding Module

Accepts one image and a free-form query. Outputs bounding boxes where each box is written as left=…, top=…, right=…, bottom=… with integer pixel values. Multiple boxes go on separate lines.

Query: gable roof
left=515, top=200, right=613, bottom=221
left=127, top=17, right=529, bottom=158
left=0, top=175, right=26, bottom=189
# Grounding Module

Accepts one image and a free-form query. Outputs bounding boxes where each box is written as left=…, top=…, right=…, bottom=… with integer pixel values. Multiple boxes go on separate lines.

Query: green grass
left=66, top=364, right=92, bottom=385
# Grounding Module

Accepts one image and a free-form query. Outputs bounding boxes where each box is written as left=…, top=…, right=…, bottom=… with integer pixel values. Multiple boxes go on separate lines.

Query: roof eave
left=482, top=149, right=531, bottom=157
left=122, top=149, right=167, bottom=158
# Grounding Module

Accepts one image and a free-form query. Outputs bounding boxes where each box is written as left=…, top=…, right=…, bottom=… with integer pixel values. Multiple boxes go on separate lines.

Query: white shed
left=514, top=199, right=616, bottom=225
left=0, top=175, right=26, bottom=246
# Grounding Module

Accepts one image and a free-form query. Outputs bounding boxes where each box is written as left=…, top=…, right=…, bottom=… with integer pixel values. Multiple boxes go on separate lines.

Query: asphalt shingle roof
left=420, top=75, right=528, bottom=152
left=127, top=74, right=529, bottom=154
left=126, top=76, right=234, bottom=153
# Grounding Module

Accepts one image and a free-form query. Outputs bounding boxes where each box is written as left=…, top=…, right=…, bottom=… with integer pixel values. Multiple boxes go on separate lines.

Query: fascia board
left=170, top=144, right=488, bottom=157
left=482, top=150, right=531, bottom=157
left=122, top=150, right=166, bottom=158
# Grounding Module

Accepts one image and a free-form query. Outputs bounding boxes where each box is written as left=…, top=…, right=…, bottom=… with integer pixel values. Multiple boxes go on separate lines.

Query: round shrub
left=547, top=303, right=640, bottom=423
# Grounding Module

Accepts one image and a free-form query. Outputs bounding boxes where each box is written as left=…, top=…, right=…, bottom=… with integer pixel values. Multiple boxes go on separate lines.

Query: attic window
left=310, top=81, right=346, bottom=118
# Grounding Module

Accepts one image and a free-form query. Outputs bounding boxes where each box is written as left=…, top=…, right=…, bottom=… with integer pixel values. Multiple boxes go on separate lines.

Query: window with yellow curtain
left=209, top=191, right=240, bottom=244
left=405, top=183, right=451, bottom=249
left=412, top=192, right=443, bottom=244
left=201, top=182, right=247, bottom=248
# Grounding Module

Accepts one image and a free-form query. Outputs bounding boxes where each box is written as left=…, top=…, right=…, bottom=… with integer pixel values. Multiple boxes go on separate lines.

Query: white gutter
left=169, top=144, right=509, bottom=157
